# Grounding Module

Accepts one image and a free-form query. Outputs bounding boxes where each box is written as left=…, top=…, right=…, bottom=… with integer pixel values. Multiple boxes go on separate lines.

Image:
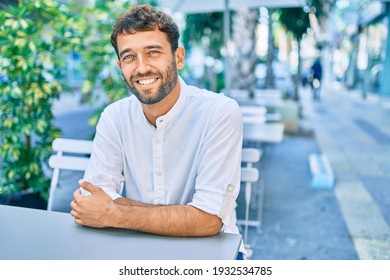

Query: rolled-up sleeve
left=83, top=107, right=124, bottom=200
left=188, top=99, right=243, bottom=230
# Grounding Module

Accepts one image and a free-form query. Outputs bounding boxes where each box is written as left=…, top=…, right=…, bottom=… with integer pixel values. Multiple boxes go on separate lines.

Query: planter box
left=279, top=100, right=300, bottom=133
left=0, top=191, right=47, bottom=210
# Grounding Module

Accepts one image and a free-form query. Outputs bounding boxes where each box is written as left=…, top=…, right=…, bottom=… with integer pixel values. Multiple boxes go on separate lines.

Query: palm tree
left=265, top=8, right=275, bottom=90
left=231, top=7, right=259, bottom=97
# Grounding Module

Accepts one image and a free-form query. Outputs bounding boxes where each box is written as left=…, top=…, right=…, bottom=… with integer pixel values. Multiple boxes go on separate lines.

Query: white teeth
left=138, top=78, right=156, bottom=85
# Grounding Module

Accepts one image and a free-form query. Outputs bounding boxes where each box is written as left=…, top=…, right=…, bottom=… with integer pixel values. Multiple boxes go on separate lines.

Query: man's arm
left=70, top=180, right=222, bottom=236
left=114, top=196, right=155, bottom=207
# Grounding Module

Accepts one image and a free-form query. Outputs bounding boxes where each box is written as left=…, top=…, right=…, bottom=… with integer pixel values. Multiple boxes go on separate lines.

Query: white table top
left=235, top=96, right=285, bottom=108
left=243, top=123, right=284, bottom=143
left=0, top=205, right=241, bottom=260
left=240, top=105, right=267, bottom=124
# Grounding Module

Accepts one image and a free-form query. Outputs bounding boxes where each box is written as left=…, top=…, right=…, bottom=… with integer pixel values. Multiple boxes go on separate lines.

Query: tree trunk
left=265, top=8, right=275, bottom=89
left=293, top=38, right=302, bottom=101
left=231, top=8, right=259, bottom=97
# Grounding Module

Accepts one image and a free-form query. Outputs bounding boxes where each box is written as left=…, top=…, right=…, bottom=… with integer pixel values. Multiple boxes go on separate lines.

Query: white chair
left=47, top=138, right=93, bottom=211
left=242, top=148, right=262, bottom=168
left=239, top=148, right=262, bottom=247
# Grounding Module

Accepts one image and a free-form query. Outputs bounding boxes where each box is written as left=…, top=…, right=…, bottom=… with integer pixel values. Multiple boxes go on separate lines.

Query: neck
left=142, top=80, right=181, bottom=127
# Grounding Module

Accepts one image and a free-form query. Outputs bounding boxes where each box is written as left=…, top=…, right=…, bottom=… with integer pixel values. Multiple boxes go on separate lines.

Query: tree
left=182, top=12, right=225, bottom=91
left=231, top=8, right=259, bottom=97
left=265, top=8, right=275, bottom=90
left=75, top=0, right=133, bottom=127
left=0, top=0, right=83, bottom=199
left=278, top=1, right=326, bottom=100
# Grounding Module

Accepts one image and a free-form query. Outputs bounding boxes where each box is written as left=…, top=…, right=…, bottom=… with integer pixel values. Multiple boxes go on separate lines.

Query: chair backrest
left=241, top=166, right=259, bottom=183
left=240, top=149, right=261, bottom=247
left=241, top=148, right=262, bottom=168
left=52, top=138, right=93, bottom=155
left=240, top=148, right=261, bottom=202
left=48, top=138, right=93, bottom=171
left=47, top=138, right=93, bottom=211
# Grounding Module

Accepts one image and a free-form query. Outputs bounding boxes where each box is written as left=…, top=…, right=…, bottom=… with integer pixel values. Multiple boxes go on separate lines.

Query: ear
left=175, top=46, right=185, bottom=70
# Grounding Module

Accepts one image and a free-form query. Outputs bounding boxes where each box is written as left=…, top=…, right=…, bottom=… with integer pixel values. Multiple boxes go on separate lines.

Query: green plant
left=76, top=0, right=136, bottom=127
left=182, top=12, right=225, bottom=92
left=0, top=0, right=83, bottom=199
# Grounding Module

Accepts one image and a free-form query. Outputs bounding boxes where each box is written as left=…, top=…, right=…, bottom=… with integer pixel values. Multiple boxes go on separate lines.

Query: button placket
left=152, top=124, right=165, bottom=204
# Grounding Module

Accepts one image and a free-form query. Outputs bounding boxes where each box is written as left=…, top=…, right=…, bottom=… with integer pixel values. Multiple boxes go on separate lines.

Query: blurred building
left=331, top=0, right=390, bottom=103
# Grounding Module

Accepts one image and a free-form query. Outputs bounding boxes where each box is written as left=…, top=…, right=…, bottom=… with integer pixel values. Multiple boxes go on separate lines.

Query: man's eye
left=149, top=50, right=160, bottom=55
left=123, top=55, right=135, bottom=62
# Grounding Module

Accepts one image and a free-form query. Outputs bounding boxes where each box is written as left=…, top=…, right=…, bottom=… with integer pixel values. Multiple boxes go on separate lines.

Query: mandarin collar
left=154, top=76, right=187, bottom=127
left=138, top=76, right=187, bottom=128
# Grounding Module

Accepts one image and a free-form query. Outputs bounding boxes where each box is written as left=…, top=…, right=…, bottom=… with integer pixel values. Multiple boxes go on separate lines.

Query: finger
left=74, top=217, right=83, bottom=225
left=72, top=188, right=82, bottom=200
left=70, top=199, right=77, bottom=209
left=70, top=209, right=80, bottom=219
left=79, top=179, right=99, bottom=193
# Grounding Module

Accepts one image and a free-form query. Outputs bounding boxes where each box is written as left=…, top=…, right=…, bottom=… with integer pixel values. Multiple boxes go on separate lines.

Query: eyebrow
left=119, top=48, right=132, bottom=59
left=119, top=45, right=163, bottom=59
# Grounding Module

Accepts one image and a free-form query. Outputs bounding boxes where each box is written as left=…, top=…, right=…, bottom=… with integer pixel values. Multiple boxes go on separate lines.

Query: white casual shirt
left=83, top=78, right=243, bottom=242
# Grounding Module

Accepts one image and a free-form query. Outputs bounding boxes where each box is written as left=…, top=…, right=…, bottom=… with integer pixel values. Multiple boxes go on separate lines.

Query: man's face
left=116, top=30, right=184, bottom=105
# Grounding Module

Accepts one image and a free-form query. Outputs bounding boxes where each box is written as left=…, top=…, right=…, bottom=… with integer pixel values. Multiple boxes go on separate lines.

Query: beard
left=123, top=59, right=178, bottom=105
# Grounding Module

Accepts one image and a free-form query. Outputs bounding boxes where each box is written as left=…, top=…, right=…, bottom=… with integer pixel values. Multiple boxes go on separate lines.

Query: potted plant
left=0, top=0, right=83, bottom=209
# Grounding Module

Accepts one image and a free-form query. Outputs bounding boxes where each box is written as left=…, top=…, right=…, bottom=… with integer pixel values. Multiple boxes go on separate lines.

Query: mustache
left=130, top=71, right=161, bottom=82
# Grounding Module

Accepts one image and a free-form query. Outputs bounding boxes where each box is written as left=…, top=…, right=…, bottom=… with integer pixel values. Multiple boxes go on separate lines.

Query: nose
left=135, top=55, right=152, bottom=74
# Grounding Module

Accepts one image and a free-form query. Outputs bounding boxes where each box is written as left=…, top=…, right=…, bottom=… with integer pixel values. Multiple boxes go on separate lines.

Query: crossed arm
left=70, top=180, right=222, bottom=237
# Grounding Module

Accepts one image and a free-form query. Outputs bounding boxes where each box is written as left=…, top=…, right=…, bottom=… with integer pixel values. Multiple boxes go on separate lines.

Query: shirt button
left=156, top=170, right=163, bottom=176
left=155, top=138, right=161, bottom=144
left=227, top=184, right=235, bottom=192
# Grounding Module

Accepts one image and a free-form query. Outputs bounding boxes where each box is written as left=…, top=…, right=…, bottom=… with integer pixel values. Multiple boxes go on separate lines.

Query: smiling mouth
left=137, top=78, right=158, bottom=86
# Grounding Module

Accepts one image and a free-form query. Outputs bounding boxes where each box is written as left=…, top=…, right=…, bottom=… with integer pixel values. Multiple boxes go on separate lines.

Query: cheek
left=120, top=66, right=135, bottom=79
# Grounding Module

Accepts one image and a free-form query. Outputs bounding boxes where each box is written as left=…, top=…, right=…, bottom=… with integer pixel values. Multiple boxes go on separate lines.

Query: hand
left=70, top=179, right=116, bottom=228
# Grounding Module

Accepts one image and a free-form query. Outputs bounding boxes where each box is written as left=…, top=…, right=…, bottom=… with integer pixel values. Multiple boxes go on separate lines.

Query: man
left=70, top=5, right=244, bottom=258
left=310, top=57, right=322, bottom=100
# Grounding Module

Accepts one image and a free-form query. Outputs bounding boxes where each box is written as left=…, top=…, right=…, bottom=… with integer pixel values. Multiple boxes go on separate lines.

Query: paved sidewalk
left=238, top=134, right=358, bottom=260
left=300, top=83, right=390, bottom=259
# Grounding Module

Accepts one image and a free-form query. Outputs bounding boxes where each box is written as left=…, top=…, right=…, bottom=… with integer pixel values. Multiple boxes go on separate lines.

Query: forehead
left=116, top=29, right=170, bottom=52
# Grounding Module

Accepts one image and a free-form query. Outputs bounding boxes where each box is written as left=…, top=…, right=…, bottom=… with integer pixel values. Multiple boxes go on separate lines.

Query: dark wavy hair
left=110, top=5, right=180, bottom=59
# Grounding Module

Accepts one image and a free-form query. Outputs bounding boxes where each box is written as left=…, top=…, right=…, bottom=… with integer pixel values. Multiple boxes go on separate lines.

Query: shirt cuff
left=188, top=184, right=237, bottom=229
left=100, top=187, right=122, bottom=200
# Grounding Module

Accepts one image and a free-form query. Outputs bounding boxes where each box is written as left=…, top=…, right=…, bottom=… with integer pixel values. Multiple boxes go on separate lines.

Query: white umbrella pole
left=224, top=0, right=231, bottom=96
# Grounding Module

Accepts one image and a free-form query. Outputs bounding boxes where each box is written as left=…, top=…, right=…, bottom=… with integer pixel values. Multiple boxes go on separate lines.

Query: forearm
left=73, top=182, right=221, bottom=236
left=111, top=203, right=222, bottom=236
left=114, top=197, right=156, bottom=207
